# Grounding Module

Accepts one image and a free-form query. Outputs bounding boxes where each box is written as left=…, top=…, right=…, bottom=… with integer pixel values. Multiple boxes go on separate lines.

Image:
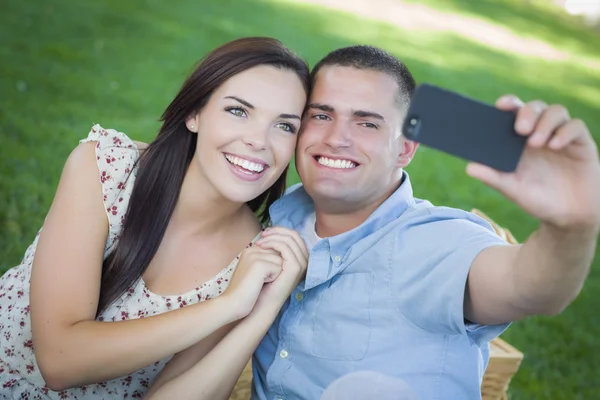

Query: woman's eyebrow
left=224, top=96, right=254, bottom=109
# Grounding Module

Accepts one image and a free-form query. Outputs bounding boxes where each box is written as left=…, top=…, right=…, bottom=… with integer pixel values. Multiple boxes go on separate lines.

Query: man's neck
left=314, top=176, right=404, bottom=238
left=314, top=206, right=376, bottom=238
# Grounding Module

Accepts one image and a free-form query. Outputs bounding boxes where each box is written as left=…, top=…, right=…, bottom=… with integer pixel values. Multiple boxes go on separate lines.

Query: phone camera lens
left=405, top=116, right=420, bottom=138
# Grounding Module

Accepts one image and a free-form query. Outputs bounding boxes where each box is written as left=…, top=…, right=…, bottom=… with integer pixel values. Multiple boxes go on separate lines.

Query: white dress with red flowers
left=0, top=125, right=248, bottom=399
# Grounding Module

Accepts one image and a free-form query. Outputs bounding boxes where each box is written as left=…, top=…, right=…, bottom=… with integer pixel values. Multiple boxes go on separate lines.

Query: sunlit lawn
left=2, top=0, right=599, bottom=398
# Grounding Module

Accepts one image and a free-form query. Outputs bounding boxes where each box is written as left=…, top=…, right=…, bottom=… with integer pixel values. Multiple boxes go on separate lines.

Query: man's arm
left=465, top=223, right=598, bottom=325
left=464, top=96, right=600, bottom=326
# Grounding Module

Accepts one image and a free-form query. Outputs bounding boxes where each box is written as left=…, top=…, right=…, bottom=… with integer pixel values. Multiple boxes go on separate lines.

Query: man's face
left=296, top=65, right=417, bottom=213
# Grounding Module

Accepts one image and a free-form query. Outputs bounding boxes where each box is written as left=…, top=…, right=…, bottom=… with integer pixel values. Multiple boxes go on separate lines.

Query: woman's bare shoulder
left=134, top=141, right=149, bottom=152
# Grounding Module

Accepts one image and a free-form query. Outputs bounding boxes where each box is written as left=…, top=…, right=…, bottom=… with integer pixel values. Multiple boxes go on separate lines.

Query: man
left=251, top=45, right=600, bottom=399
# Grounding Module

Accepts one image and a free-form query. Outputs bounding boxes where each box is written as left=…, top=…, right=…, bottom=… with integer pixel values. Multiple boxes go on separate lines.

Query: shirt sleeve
left=392, top=206, right=511, bottom=346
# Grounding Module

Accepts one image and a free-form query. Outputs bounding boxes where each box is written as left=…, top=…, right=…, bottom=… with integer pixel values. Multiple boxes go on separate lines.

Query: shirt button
left=334, top=255, right=341, bottom=262
left=280, top=349, right=289, bottom=359
left=295, top=292, right=304, bottom=301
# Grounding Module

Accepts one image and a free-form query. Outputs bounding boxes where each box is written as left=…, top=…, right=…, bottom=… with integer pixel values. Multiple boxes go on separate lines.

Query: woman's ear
left=185, top=114, right=199, bottom=133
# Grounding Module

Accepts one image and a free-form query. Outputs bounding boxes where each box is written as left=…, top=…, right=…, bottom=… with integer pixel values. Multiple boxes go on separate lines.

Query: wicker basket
left=470, top=209, right=518, bottom=246
left=483, top=337, right=524, bottom=400
left=229, top=209, right=524, bottom=400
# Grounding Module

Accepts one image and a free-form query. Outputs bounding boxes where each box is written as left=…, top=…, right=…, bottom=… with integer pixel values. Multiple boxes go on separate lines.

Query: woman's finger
left=260, top=227, right=308, bottom=261
left=257, top=235, right=305, bottom=268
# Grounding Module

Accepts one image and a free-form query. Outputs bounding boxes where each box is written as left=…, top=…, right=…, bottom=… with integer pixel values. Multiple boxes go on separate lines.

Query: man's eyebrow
left=308, top=103, right=335, bottom=113
left=224, top=96, right=254, bottom=109
left=307, top=103, right=385, bottom=122
left=353, top=110, right=385, bottom=121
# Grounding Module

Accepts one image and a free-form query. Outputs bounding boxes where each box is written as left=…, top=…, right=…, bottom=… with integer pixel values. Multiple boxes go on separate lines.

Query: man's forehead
left=311, top=65, right=398, bottom=104
left=310, top=66, right=399, bottom=114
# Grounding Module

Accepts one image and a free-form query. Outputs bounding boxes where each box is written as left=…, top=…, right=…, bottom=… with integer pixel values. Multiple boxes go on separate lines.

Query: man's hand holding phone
left=403, top=84, right=600, bottom=232
left=466, top=95, right=600, bottom=232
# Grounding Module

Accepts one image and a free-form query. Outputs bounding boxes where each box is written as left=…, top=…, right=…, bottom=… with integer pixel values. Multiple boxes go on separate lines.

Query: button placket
left=269, top=305, right=295, bottom=396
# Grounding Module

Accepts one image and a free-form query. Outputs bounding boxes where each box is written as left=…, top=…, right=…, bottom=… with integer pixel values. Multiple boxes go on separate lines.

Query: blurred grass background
left=1, top=0, right=599, bottom=398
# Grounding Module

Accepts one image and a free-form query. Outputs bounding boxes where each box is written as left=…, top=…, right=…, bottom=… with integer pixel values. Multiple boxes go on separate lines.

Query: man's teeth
left=225, top=154, right=265, bottom=173
left=317, top=156, right=357, bottom=169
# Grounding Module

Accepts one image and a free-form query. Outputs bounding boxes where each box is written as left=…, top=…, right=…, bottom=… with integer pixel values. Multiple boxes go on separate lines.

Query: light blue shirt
left=252, top=172, right=510, bottom=400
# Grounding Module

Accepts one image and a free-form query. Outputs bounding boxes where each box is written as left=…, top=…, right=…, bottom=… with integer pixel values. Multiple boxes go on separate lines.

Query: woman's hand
left=220, top=243, right=283, bottom=319
left=252, top=227, right=309, bottom=314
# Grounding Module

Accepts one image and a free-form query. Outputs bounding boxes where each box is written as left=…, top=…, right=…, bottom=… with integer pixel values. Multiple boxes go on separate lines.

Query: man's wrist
left=539, top=219, right=600, bottom=242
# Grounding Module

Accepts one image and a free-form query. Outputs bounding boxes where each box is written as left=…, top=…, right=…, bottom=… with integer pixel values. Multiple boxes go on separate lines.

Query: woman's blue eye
left=226, top=107, right=247, bottom=117
left=276, top=123, right=296, bottom=134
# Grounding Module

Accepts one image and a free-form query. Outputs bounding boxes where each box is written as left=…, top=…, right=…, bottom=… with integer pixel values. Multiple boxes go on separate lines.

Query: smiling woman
left=0, top=37, right=310, bottom=400
left=185, top=71, right=303, bottom=200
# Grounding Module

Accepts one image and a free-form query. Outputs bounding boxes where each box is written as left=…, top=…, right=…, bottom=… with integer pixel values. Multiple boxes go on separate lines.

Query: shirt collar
left=270, top=171, right=416, bottom=254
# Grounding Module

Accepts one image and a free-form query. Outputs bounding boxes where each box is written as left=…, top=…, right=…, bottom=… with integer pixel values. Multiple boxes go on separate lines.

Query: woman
left=0, top=37, right=310, bottom=399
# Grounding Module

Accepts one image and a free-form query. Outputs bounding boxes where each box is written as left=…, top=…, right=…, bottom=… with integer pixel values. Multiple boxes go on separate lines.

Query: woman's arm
left=29, top=142, right=249, bottom=391
left=144, top=300, right=279, bottom=400
left=145, top=226, right=309, bottom=400
left=143, top=322, right=237, bottom=396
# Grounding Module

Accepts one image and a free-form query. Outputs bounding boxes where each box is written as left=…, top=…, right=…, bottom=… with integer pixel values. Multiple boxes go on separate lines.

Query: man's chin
left=304, top=184, right=353, bottom=206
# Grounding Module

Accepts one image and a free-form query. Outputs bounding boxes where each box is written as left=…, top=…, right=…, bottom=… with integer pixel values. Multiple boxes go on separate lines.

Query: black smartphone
left=402, top=83, right=526, bottom=172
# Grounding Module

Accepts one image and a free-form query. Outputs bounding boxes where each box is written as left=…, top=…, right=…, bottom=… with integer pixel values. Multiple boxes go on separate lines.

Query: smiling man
left=251, top=45, right=600, bottom=399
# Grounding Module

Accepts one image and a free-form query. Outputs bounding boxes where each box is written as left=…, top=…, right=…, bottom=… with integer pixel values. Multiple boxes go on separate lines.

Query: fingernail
left=516, top=119, right=532, bottom=132
left=465, top=163, right=476, bottom=175
left=528, top=132, right=544, bottom=146
left=501, top=95, right=521, bottom=105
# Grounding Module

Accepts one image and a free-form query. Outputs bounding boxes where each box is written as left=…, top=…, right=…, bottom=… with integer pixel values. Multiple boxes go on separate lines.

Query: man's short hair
left=311, top=45, right=416, bottom=106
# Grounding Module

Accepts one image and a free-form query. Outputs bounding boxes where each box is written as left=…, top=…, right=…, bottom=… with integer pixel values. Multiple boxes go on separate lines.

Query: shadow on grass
left=401, top=0, right=600, bottom=56
left=1, top=0, right=599, bottom=398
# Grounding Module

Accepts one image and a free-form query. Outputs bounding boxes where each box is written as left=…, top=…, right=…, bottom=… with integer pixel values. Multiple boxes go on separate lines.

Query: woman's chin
left=220, top=186, right=269, bottom=205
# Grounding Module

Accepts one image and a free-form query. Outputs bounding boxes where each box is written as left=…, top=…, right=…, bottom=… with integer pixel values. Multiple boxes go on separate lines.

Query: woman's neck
left=169, top=159, right=250, bottom=236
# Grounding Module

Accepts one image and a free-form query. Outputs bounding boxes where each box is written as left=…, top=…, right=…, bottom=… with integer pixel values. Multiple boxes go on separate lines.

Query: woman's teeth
left=225, top=154, right=265, bottom=173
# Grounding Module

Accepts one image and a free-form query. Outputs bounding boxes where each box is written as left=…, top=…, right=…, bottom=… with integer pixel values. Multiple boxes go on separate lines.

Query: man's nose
left=323, top=120, right=351, bottom=149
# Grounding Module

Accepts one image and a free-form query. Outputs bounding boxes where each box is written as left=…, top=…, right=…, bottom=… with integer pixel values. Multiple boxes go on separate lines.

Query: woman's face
left=186, top=65, right=307, bottom=204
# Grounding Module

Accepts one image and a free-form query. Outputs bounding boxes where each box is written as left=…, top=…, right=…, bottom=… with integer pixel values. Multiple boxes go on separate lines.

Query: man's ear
left=397, top=136, right=419, bottom=168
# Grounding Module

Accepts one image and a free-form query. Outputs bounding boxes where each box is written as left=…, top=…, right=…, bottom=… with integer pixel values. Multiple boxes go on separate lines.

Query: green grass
left=1, top=0, right=599, bottom=398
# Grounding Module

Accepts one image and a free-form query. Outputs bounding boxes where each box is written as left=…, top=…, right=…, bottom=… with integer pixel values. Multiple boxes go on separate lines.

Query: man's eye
left=312, top=114, right=330, bottom=121
left=360, top=122, right=378, bottom=129
left=225, top=107, right=247, bottom=117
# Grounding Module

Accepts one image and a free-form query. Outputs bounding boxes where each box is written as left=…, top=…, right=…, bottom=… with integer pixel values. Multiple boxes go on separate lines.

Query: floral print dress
left=0, top=125, right=249, bottom=399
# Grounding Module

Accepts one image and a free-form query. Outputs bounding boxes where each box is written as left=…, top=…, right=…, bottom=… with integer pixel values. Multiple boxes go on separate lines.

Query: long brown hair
left=97, top=37, right=310, bottom=315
